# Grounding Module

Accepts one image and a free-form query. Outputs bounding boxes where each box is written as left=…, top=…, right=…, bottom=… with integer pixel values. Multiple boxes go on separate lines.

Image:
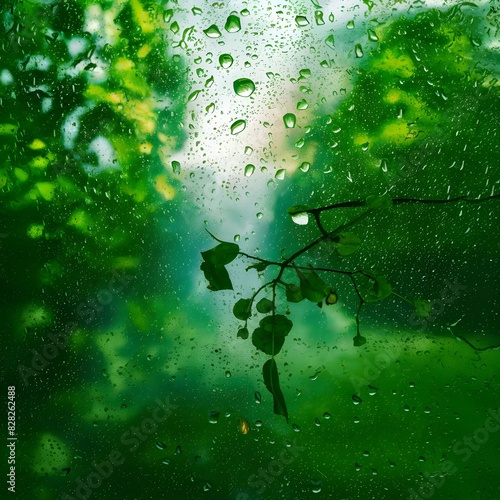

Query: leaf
left=295, top=266, right=331, bottom=303
left=256, top=298, right=274, bottom=313
left=366, top=193, right=392, bottom=210
left=262, top=359, right=289, bottom=422
left=237, top=327, right=249, bottom=339
left=358, top=275, right=392, bottom=302
left=233, top=298, right=252, bottom=320
left=414, top=299, right=431, bottom=318
left=336, top=232, right=361, bottom=256
left=251, top=315, right=292, bottom=355
left=201, top=242, right=239, bottom=266
left=259, top=315, right=293, bottom=336
left=353, top=334, right=367, bottom=347
left=252, top=327, right=286, bottom=355
left=285, top=283, right=304, bottom=303
left=200, top=262, right=233, bottom=291
left=246, top=262, right=269, bottom=272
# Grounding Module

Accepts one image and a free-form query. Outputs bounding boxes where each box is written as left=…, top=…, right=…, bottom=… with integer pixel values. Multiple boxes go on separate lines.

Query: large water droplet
left=225, top=15, right=241, bottom=32
left=244, top=164, right=255, bottom=177
left=230, top=119, right=246, bottom=135
left=355, top=44, right=364, bottom=58
left=314, top=11, right=325, bottom=25
left=283, top=113, right=296, bottom=129
left=233, top=78, right=255, bottom=97
left=299, top=162, right=310, bottom=172
left=346, top=20, right=355, bottom=29
left=368, top=29, right=379, bottom=42
left=255, top=391, right=262, bottom=404
left=187, top=90, right=201, bottom=102
left=208, top=411, right=220, bottom=424
left=171, top=161, right=181, bottom=174
left=204, top=25, right=222, bottom=38
left=297, top=99, right=308, bottom=110
left=295, top=16, right=309, bottom=27
left=219, top=54, right=233, bottom=68
left=275, top=169, right=286, bottom=180
left=325, top=34, right=335, bottom=50
left=352, top=394, right=362, bottom=405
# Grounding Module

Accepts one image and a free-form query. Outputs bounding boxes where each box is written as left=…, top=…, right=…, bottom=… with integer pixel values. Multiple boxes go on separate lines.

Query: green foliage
left=233, top=298, right=253, bottom=320
left=252, top=315, right=293, bottom=356
left=335, top=232, right=362, bottom=256
left=414, top=299, right=432, bottom=318
left=357, top=275, right=393, bottom=302
left=263, top=359, right=289, bottom=423
left=200, top=241, right=239, bottom=291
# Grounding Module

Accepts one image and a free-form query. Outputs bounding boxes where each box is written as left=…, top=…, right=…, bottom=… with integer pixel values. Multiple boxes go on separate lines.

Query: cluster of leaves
left=201, top=188, right=499, bottom=421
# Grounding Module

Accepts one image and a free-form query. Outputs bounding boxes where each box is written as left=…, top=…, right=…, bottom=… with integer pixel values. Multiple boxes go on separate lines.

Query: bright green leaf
left=256, top=298, right=274, bottom=313
left=262, top=359, right=289, bottom=422
left=233, top=298, right=252, bottom=320
left=296, top=267, right=330, bottom=303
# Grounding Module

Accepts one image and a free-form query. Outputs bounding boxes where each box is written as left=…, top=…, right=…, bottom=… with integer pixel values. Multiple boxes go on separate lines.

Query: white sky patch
left=0, top=69, right=13, bottom=85
left=61, top=106, right=88, bottom=149
left=83, top=135, right=119, bottom=174
left=23, top=55, right=52, bottom=71
left=67, top=37, right=89, bottom=58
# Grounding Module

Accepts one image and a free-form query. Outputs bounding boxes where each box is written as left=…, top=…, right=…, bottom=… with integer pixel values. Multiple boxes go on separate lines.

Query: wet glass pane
left=2, top=0, right=499, bottom=499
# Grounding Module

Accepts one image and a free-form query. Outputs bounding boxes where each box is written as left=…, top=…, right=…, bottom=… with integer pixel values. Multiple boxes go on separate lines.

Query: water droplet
left=206, top=102, right=215, bottom=113
left=291, top=211, right=308, bottom=225
left=175, top=445, right=182, bottom=454
left=283, top=113, right=296, bottom=129
left=368, top=385, right=378, bottom=396
left=311, top=480, right=322, bottom=493
left=424, top=406, right=431, bottom=414
left=352, top=394, right=362, bottom=405
left=170, top=21, right=179, bottom=34
left=208, top=411, right=220, bottom=424
left=346, top=20, right=355, bottom=29
left=255, top=420, right=263, bottom=428
left=297, top=99, right=308, bottom=110
left=230, top=119, right=246, bottom=135
left=314, top=418, right=321, bottom=426
left=355, top=44, right=364, bottom=58
left=225, top=370, right=231, bottom=378
left=418, top=456, right=426, bottom=462
left=234, top=234, right=240, bottom=242
left=187, top=89, right=201, bottom=102
left=256, top=212, right=263, bottom=219
left=204, top=25, right=221, bottom=38
left=380, top=159, right=388, bottom=172
left=325, top=34, right=335, bottom=50
left=295, top=16, right=309, bottom=27
left=409, top=381, right=415, bottom=388
left=244, top=164, right=255, bottom=177
left=328, top=13, right=335, bottom=22
left=255, top=391, right=262, bottom=404
left=219, top=54, right=233, bottom=68
left=192, top=7, right=202, bottom=15
left=241, top=9, right=250, bottom=16
left=314, top=10, right=325, bottom=25
left=155, top=441, right=166, bottom=450
left=275, top=169, right=286, bottom=180
left=233, top=78, right=255, bottom=97
left=323, top=412, right=331, bottom=420
left=163, top=9, right=173, bottom=22
left=403, top=404, right=410, bottom=412
left=162, top=458, right=170, bottom=465
left=368, top=29, right=379, bottom=42
left=299, top=162, right=310, bottom=172
left=292, top=423, right=301, bottom=432
left=203, top=482, right=212, bottom=491
left=225, top=15, right=241, bottom=32
left=295, top=138, right=305, bottom=148
left=101, top=368, right=107, bottom=377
